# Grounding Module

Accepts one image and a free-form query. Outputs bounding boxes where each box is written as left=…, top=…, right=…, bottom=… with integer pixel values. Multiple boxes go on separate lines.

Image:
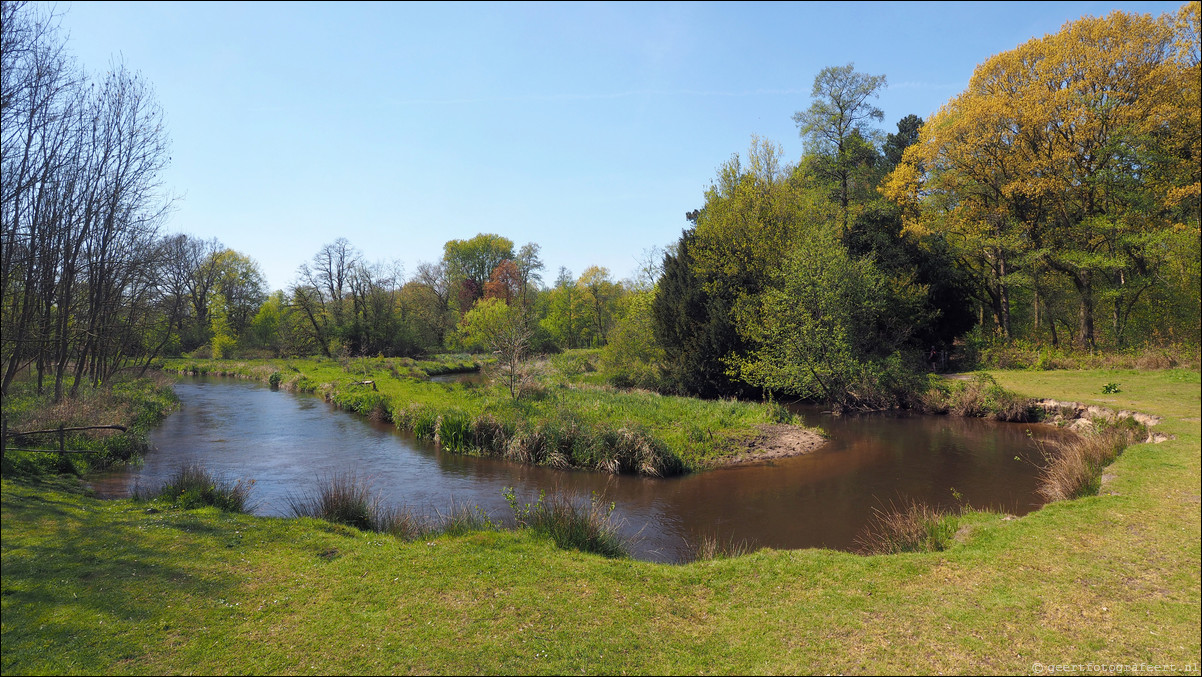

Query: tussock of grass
left=288, top=472, right=385, bottom=532
left=505, top=487, right=627, bottom=558
left=855, top=499, right=959, bottom=555
left=143, top=463, right=254, bottom=512
left=689, top=533, right=756, bottom=562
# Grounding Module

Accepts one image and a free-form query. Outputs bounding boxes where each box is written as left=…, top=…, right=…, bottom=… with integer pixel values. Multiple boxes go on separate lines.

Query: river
left=90, top=376, right=1067, bottom=563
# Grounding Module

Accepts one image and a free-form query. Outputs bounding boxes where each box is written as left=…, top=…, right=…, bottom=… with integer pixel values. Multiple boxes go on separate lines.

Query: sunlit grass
left=159, top=356, right=804, bottom=474
left=2, top=368, right=1199, bottom=674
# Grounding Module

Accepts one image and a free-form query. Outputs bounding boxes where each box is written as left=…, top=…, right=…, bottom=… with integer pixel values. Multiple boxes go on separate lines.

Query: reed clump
left=1037, top=430, right=1130, bottom=502
left=148, top=463, right=254, bottom=513
left=504, top=487, right=628, bottom=558
left=855, top=499, right=959, bottom=555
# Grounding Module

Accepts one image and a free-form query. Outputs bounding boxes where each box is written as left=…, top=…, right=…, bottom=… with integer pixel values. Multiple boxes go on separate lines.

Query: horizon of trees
left=3, top=0, right=1198, bottom=406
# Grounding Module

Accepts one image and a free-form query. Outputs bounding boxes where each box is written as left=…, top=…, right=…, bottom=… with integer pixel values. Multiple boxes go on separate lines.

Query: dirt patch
left=723, top=424, right=827, bottom=466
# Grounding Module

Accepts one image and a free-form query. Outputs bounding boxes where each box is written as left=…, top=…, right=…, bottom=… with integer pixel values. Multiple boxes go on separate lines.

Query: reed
left=505, top=487, right=628, bottom=558
left=855, top=499, right=958, bottom=555
left=152, top=463, right=254, bottom=513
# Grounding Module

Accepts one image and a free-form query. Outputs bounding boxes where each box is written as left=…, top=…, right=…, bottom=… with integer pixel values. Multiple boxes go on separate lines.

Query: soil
left=723, top=424, right=827, bottom=466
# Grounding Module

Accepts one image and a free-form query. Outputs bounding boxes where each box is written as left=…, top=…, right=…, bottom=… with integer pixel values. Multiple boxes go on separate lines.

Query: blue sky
left=48, top=1, right=1185, bottom=292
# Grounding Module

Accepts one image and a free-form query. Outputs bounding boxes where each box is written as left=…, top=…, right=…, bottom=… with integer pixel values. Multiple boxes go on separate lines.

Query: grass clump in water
left=855, top=498, right=959, bottom=555
left=146, top=463, right=254, bottom=513
left=504, top=487, right=627, bottom=558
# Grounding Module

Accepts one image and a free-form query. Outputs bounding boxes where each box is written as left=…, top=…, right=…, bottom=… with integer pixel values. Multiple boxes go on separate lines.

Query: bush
left=946, top=373, right=1036, bottom=421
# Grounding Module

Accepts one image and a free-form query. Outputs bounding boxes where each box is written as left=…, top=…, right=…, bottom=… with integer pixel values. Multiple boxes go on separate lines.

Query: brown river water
left=90, top=376, right=1069, bottom=563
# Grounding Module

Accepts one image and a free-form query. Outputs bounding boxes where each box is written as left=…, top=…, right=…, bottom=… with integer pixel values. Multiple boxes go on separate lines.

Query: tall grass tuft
left=945, top=373, right=1036, bottom=421
left=152, top=463, right=254, bottom=512
left=504, top=487, right=628, bottom=558
left=1037, top=431, right=1129, bottom=502
left=287, top=474, right=495, bottom=539
left=689, top=533, right=756, bottom=562
left=855, top=499, right=958, bottom=555
left=432, top=500, right=496, bottom=537
left=288, top=472, right=379, bottom=531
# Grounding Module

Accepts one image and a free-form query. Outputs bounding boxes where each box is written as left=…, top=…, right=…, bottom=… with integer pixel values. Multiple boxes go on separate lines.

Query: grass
left=504, top=487, right=627, bottom=558
left=140, top=463, right=255, bottom=513
left=0, top=372, right=179, bottom=476
left=159, top=355, right=803, bottom=475
left=2, top=368, right=1198, bottom=673
left=855, top=498, right=960, bottom=555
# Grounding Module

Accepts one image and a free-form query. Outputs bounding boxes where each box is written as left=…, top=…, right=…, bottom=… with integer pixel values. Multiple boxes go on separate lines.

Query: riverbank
left=156, top=356, right=822, bottom=475
left=0, top=373, right=179, bottom=476
left=2, top=368, right=1196, bottom=674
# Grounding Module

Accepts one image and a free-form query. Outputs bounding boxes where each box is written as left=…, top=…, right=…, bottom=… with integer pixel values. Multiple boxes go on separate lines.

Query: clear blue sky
left=47, top=1, right=1185, bottom=292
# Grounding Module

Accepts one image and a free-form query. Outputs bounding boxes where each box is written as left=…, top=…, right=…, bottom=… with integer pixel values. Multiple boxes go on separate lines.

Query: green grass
left=2, top=368, right=1198, bottom=674
left=158, top=355, right=801, bottom=474
left=0, top=373, right=179, bottom=476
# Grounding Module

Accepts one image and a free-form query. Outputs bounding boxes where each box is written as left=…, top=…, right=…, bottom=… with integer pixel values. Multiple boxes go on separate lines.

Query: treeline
left=2, top=2, right=172, bottom=400
left=649, top=4, right=1200, bottom=407
left=3, top=2, right=1198, bottom=408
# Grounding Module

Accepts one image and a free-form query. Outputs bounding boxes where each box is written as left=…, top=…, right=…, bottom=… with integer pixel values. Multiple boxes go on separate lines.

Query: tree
left=483, top=259, right=522, bottom=305
left=1, top=2, right=173, bottom=397
left=651, top=230, right=746, bottom=398
left=540, top=267, right=586, bottom=350
left=881, top=114, right=923, bottom=170
left=793, top=63, right=887, bottom=233
left=733, top=226, right=922, bottom=409
left=454, top=297, right=533, bottom=398
left=442, top=233, right=514, bottom=307
left=514, top=242, right=544, bottom=307
left=888, top=5, right=1199, bottom=348
left=600, top=288, right=664, bottom=389
left=212, top=249, right=267, bottom=337
left=577, top=266, right=620, bottom=346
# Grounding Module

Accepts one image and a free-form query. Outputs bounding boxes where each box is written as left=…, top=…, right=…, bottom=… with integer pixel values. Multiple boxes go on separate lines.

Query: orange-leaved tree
left=886, top=3, right=1200, bottom=348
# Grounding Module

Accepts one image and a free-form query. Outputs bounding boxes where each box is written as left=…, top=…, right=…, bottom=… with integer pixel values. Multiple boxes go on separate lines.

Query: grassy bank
left=157, top=355, right=801, bottom=475
left=2, top=368, right=1198, bottom=674
left=0, top=373, right=179, bottom=476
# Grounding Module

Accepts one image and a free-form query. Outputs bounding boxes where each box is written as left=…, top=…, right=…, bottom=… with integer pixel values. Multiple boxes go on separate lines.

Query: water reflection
left=90, top=376, right=1067, bottom=563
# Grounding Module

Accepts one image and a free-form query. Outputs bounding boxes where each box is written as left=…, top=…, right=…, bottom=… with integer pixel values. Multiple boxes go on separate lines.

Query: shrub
left=947, top=373, right=1036, bottom=421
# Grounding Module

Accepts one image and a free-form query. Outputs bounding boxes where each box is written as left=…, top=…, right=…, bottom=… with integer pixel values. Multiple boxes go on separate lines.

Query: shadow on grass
left=1, top=478, right=243, bottom=672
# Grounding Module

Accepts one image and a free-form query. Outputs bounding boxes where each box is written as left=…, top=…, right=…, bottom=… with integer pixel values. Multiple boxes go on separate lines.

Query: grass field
left=2, top=368, right=1199, bottom=674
